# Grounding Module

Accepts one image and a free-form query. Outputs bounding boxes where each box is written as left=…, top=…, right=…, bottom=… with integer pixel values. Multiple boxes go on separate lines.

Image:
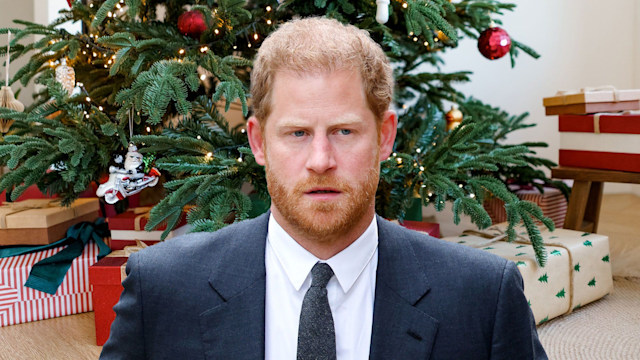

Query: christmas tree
left=0, top=0, right=563, bottom=265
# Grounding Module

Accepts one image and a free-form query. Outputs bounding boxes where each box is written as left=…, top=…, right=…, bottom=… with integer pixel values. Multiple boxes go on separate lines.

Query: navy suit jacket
left=100, top=213, right=547, bottom=359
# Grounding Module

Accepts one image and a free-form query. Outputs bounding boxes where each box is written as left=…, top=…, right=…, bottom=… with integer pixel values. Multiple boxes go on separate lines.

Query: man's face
left=248, top=69, right=396, bottom=244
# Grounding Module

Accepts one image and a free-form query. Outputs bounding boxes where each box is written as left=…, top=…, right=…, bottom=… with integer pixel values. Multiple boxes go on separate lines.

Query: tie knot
left=310, top=262, right=333, bottom=288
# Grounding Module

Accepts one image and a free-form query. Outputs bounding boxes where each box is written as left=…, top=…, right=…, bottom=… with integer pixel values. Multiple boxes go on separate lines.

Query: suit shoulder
left=379, top=218, right=508, bottom=273
left=129, top=214, right=269, bottom=267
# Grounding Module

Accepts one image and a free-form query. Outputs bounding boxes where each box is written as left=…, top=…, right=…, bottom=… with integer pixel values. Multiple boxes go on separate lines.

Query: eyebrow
left=278, top=114, right=363, bottom=128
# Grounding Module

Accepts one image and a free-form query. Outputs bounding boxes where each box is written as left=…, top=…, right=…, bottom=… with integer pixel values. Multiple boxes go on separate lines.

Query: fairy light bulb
left=178, top=49, right=185, bottom=55
left=267, top=20, right=272, bottom=25
left=200, top=74, right=207, bottom=81
left=266, top=5, right=272, bottom=11
left=253, top=33, right=259, bottom=41
left=196, top=135, right=201, bottom=140
left=214, top=29, right=220, bottom=35
left=146, top=126, right=151, bottom=132
left=402, top=2, right=408, bottom=8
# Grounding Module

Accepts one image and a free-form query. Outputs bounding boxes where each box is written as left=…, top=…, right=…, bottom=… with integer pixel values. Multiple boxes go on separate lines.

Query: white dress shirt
left=265, top=214, right=379, bottom=360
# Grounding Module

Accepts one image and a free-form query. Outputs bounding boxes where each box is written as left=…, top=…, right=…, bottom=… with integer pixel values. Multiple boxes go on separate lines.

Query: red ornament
left=177, top=10, right=208, bottom=39
left=477, top=26, right=511, bottom=60
left=67, top=0, right=73, bottom=7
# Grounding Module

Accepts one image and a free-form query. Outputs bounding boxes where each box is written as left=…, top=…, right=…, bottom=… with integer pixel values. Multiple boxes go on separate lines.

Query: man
left=101, top=17, right=546, bottom=359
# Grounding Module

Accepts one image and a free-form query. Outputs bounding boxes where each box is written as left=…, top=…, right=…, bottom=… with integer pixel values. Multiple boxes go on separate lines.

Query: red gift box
left=89, top=242, right=147, bottom=346
left=106, top=207, right=188, bottom=250
left=0, top=241, right=99, bottom=327
left=398, top=220, right=440, bottom=238
left=89, top=256, right=128, bottom=346
left=558, top=113, right=640, bottom=173
left=484, top=186, right=568, bottom=229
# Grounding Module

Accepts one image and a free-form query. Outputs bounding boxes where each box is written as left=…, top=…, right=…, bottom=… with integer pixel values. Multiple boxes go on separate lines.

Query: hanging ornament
left=375, top=0, right=390, bottom=24
left=477, top=22, right=511, bottom=60
left=177, top=10, right=208, bottom=39
left=96, top=109, right=161, bottom=204
left=55, top=58, right=75, bottom=95
left=445, top=105, right=463, bottom=131
left=1, top=31, right=23, bottom=133
left=67, top=0, right=73, bottom=7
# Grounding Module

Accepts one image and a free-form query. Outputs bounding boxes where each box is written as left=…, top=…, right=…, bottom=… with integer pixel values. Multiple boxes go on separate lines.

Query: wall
left=435, top=0, right=640, bottom=194
left=1, top=0, right=36, bottom=106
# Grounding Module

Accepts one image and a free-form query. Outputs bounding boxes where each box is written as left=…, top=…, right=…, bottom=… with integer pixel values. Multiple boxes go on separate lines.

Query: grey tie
left=297, top=262, right=336, bottom=360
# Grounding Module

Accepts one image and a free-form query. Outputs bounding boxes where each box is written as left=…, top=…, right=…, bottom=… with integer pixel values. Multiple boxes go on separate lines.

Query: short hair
left=250, top=17, right=394, bottom=126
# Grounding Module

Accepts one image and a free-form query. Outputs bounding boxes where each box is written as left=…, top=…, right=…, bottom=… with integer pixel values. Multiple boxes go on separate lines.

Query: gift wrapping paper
left=484, top=187, right=567, bottom=229
left=558, top=113, right=640, bottom=172
left=442, top=223, right=612, bottom=324
left=0, top=241, right=99, bottom=326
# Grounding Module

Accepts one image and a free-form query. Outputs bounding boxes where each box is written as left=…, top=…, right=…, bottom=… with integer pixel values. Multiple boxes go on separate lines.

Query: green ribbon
left=0, top=218, right=112, bottom=295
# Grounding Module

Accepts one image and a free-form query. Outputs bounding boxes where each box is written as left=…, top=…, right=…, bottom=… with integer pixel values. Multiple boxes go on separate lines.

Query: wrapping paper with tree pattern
left=441, top=222, right=613, bottom=325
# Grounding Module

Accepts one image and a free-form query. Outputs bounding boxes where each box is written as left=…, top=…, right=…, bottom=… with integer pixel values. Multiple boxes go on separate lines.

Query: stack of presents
left=3, top=86, right=631, bottom=343
left=0, top=187, right=189, bottom=345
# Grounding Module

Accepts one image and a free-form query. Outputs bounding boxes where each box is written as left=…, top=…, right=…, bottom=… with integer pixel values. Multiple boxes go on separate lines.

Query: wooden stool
left=551, top=167, right=640, bottom=232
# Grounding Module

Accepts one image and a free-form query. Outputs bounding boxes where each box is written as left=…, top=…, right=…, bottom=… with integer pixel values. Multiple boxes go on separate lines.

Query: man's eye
left=293, top=130, right=305, bottom=137
left=339, top=129, right=351, bottom=135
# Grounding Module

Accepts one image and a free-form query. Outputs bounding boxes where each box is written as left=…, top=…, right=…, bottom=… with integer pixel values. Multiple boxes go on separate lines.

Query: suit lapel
left=199, top=214, right=269, bottom=360
left=370, top=217, right=439, bottom=360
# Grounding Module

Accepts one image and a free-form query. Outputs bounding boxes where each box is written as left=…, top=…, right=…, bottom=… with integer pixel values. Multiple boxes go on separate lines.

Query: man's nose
left=305, top=134, right=337, bottom=174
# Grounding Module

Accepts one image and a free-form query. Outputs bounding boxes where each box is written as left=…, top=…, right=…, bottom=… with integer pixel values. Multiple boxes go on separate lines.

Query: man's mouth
left=306, top=188, right=341, bottom=195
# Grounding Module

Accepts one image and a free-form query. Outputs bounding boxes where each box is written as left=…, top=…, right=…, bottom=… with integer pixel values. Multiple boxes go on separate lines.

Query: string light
left=415, top=148, right=421, bottom=153
left=214, top=29, right=220, bottom=35
left=413, top=37, right=418, bottom=42
left=458, top=184, right=464, bottom=188
left=253, top=33, right=259, bottom=41
left=200, top=46, right=209, bottom=53
left=85, top=96, right=91, bottom=102
left=85, top=114, right=90, bottom=119
left=266, top=5, right=272, bottom=11
left=89, top=3, right=94, bottom=7
left=419, top=166, right=425, bottom=171
left=146, top=126, right=151, bottom=132
left=247, top=43, right=252, bottom=48
left=196, top=135, right=202, bottom=140
left=237, top=156, right=243, bottom=162
left=402, top=2, right=408, bottom=8
left=200, top=74, right=207, bottom=81
left=98, top=106, right=104, bottom=111
left=107, top=11, right=113, bottom=17
left=241, top=129, right=246, bottom=133
left=92, top=52, right=98, bottom=57
left=233, top=45, right=237, bottom=50
left=424, top=41, right=429, bottom=47
left=205, top=152, right=213, bottom=159
left=470, top=193, right=476, bottom=198
left=266, top=19, right=272, bottom=25
left=396, top=158, right=403, bottom=165
left=178, top=49, right=185, bottom=55
left=428, top=192, right=433, bottom=197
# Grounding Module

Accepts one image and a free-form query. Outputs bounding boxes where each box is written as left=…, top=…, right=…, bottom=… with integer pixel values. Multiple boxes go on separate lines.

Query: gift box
left=398, top=220, right=440, bottom=238
left=0, top=198, right=100, bottom=246
left=89, top=242, right=147, bottom=346
left=558, top=113, right=640, bottom=172
left=106, top=207, right=189, bottom=250
left=442, top=223, right=613, bottom=324
left=0, top=241, right=100, bottom=327
left=484, top=186, right=568, bottom=228
left=543, top=87, right=640, bottom=115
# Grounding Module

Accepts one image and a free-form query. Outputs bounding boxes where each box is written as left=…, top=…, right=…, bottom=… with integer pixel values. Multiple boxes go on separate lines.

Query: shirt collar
left=267, top=214, right=378, bottom=293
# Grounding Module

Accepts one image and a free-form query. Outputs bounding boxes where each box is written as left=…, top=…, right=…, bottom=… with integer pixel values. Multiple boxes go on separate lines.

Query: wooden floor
left=0, top=193, right=638, bottom=359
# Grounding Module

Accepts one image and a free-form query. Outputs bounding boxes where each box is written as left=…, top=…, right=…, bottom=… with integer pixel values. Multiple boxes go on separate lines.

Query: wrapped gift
left=106, top=207, right=189, bottom=250
left=484, top=186, right=568, bottom=228
left=0, top=241, right=100, bottom=327
left=543, top=87, right=640, bottom=115
left=398, top=220, right=440, bottom=238
left=0, top=198, right=100, bottom=246
left=558, top=113, right=640, bottom=172
left=442, top=223, right=613, bottom=325
left=89, top=242, right=147, bottom=346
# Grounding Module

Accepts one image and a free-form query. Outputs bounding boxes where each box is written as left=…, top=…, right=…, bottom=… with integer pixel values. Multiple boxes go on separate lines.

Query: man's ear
left=379, top=110, right=398, bottom=161
left=247, top=116, right=266, bottom=166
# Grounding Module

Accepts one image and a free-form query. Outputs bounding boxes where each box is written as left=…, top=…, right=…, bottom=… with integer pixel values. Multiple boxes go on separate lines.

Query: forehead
left=266, top=69, right=372, bottom=126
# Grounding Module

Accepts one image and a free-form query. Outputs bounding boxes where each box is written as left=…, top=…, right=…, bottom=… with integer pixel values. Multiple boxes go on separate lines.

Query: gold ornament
left=436, top=30, right=448, bottom=42
left=55, top=59, right=75, bottom=95
left=0, top=86, right=24, bottom=133
left=445, top=106, right=463, bottom=131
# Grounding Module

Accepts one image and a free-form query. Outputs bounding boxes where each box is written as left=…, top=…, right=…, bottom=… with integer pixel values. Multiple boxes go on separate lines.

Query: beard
left=266, top=162, right=380, bottom=242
